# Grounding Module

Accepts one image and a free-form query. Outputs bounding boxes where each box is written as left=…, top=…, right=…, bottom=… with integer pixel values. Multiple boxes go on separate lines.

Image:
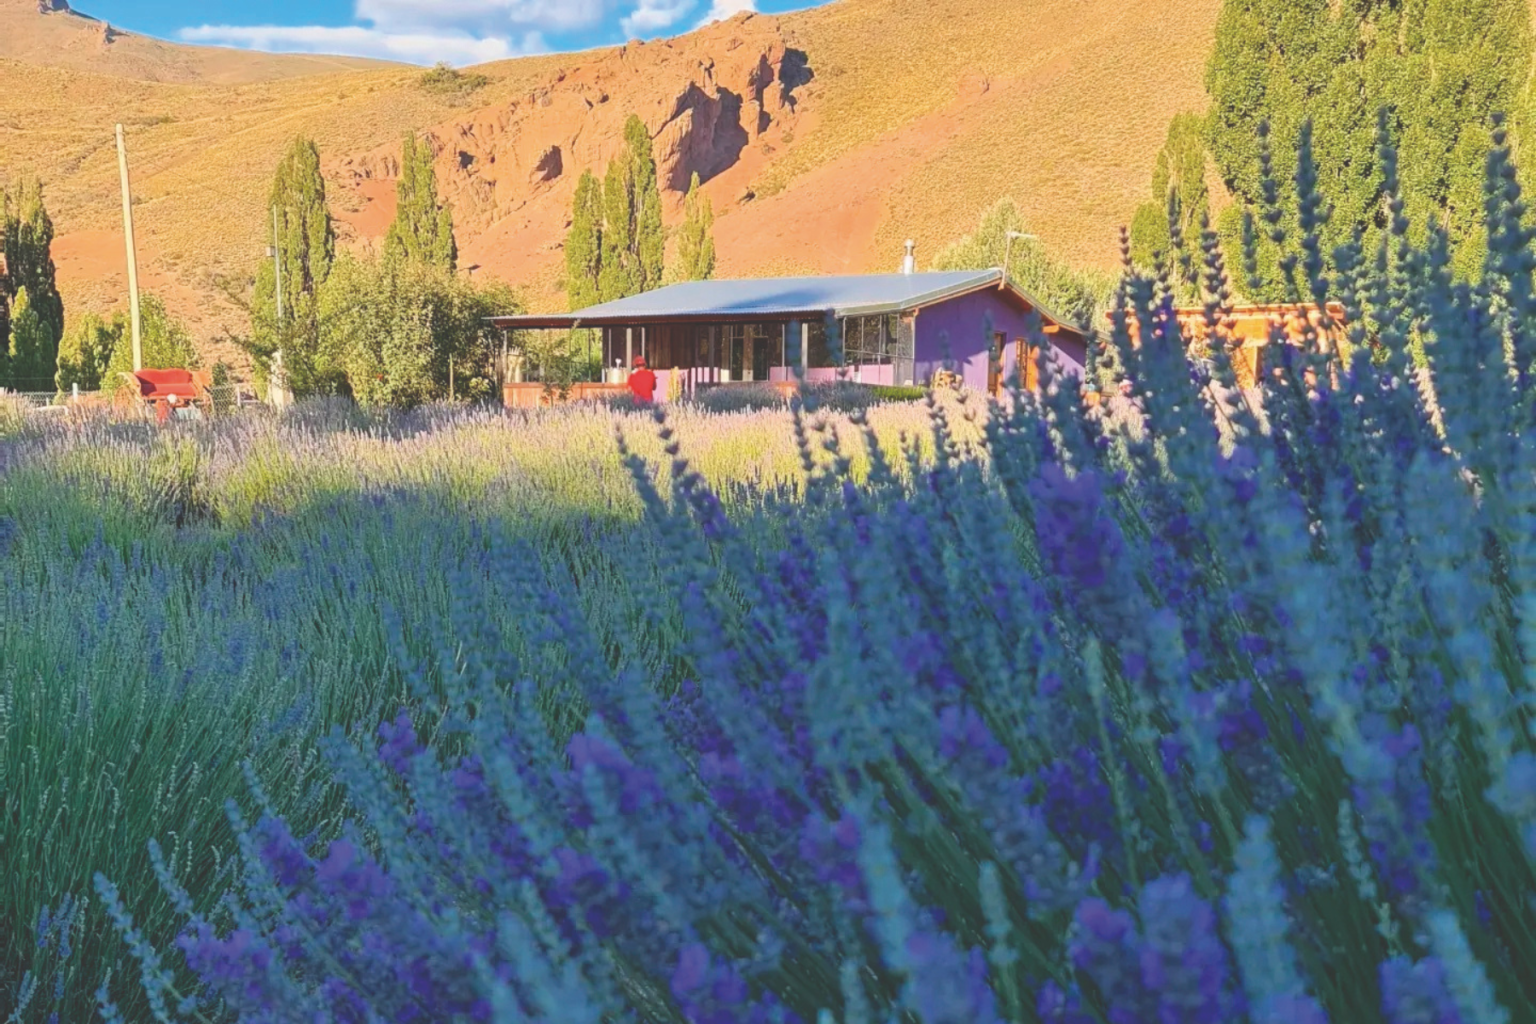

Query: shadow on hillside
left=781, top=47, right=814, bottom=104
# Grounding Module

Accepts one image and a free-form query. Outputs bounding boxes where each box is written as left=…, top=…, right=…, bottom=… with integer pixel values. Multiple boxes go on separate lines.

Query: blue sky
left=82, top=0, right=830, bottom=67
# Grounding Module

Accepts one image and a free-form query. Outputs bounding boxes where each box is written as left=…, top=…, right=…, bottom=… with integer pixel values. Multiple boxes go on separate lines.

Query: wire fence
left=0, top=384, right=257, bottom=413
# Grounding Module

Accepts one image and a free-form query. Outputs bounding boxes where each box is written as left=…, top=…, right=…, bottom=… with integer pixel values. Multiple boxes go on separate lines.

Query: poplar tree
left=251, top=138, right=338, bottom=395
left=385, top=134, right=457, bottom=271
left=1202, top=0, right=1534, bottom=295
left=1129, top=113, right=1209, bottom=299
left=599, top=153, right=639, bottom=302
left=675, top=172, right=716, bottom=282
left=565, top=170, right=604, bottom=310
left=597, top=115, right=665, bottom=301
left=1, top=178, right=64, bottom=385
left=628, top=116, right=665, bottom=293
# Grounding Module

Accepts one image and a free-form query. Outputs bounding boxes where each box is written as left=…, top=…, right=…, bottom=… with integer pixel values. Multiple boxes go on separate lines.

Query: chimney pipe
left=902, top=239, right=916, bottom=275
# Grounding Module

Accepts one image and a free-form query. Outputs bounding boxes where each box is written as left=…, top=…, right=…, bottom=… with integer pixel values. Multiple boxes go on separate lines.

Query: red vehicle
left=129, top=369, right=212, bottom=422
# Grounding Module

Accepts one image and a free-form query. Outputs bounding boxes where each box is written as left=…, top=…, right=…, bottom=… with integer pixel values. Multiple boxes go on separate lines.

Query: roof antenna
left=902, top=240, right=916, bottom=275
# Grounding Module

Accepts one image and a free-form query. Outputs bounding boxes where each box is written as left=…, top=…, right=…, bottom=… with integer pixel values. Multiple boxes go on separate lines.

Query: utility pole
left=270, top=206, right=283, bottom=321
left=115, top=124, right=143, bottom=372
left=267, top=206, right=289, bottom=409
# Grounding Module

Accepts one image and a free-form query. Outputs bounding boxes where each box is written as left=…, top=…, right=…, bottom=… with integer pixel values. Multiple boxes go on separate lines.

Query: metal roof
left=490, top=269, right=1086, bottom=335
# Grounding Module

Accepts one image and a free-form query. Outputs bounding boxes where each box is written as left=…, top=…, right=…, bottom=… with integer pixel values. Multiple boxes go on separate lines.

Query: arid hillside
left=0, top=0, right=1223, bottom=370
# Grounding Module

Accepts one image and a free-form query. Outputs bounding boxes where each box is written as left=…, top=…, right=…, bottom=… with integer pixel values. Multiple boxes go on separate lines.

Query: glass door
left=750, top=324, right=772, bottom=381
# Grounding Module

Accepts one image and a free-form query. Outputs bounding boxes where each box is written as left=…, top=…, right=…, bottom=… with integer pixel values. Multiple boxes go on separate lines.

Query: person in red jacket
left=628, top=355, right=657, bottom=404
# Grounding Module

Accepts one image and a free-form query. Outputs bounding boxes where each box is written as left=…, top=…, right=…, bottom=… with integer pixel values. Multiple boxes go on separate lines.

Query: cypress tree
left=0, top=292, right=8, bottom=389
left=6, top=287, right=51, bottom=391
left=384, top=133, right=457, bottom=271
left=675, top=172, right=717, bottom=282
left=565, top=170, right=604, bottom=310
left=251, top=137, right=338, bottom=395
left=1, top=179, right=64, bottom=384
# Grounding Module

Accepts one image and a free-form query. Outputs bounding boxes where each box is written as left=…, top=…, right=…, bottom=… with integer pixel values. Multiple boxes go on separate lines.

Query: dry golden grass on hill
left=0, top=0, right=390, bottom=83
left=772, top=0, right=1221, bottom=273
left=0, top=0, right=1224, bottom=370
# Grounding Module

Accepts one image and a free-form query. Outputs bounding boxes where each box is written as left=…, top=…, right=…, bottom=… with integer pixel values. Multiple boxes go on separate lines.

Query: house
left=489, top=266, right=1091, bottom=401
left=1115, top=303, right=1349, bottom=389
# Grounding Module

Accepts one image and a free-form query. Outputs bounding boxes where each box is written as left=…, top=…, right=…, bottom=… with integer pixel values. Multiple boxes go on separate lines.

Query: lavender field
left=4, top=132, right=1536, bottom=1024
left=0, top=394, right=962, bottom=1021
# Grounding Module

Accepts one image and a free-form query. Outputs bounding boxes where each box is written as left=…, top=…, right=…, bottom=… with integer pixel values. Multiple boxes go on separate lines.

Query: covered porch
left=491, top=311, right=916, bottom=404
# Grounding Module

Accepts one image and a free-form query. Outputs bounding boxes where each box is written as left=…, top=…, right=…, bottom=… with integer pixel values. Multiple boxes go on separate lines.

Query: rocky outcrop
left=333, top=11, right=808, bottom=238
left=36, top=0, right=70, bottom=13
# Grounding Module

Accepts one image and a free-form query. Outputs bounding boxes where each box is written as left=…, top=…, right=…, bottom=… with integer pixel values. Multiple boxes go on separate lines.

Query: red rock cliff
left=333, top=12, right=807, bottom=250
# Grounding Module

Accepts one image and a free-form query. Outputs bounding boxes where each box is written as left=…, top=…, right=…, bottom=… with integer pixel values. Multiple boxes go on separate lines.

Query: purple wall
left=912, top=288, right=1087, bottom=391
left=771, top=365, right=896, bottom=385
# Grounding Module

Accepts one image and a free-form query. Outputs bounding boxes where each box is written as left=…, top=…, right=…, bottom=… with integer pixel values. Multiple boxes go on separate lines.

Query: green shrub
left=418, top=62, right=491, bottom=99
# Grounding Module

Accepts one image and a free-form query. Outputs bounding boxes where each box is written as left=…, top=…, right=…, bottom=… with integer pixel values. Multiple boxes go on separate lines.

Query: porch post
left=625, top=327, right=633, bottom=375
left=800, top=321, right=810, bottom=373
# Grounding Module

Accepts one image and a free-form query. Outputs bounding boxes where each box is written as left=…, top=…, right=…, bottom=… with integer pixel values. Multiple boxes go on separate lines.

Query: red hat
left=633, top=355, right=647, bottom=368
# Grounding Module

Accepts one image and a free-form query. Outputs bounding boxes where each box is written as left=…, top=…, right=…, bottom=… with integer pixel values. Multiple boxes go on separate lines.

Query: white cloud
left=355, top=0, right=612, bottom=37
left=178, top=0, right=761, bottom=68
left=619, top=0, right=697, bottom=37
left=177, top=24, right=547, bottom=66
left=698, top=0, right=755, bottom=25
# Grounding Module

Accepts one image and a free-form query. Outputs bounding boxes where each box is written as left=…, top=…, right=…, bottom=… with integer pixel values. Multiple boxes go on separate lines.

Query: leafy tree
left=249, top=138, right=338, bottom=396
left=598, top=115, right=665, bottom=301
left=55, top=312, right=124, bottom=393
left=104, top=295, right=198, bottom=385
left=1, top=178, right=64, bottom=383
left=384, top=133, right=457, bottom=272
left=674, top=172, right=717, bottom=282
left=1203, top=0, right=1534, bottom=295
left=564, top=169, right=604, bottom=311
left=930, top=198, right=1113, bottom=329
left=318, top=254, right=519, bottom=408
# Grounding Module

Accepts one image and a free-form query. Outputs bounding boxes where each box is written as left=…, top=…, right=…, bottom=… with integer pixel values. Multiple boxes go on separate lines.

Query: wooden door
left=988, top=332, right=1006, bottom=395
left=1016, top=338, right=1041, bottom=392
